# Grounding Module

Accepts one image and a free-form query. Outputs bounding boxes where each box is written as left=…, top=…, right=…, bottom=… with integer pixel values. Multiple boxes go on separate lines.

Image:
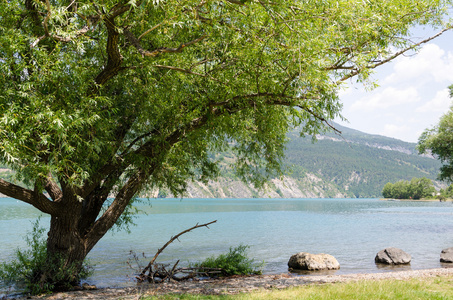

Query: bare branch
left=137, top=220, right=217, bottom=282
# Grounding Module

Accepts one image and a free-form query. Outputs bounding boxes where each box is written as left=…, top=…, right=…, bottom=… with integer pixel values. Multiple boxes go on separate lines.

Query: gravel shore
left=14, top=267, right=452, bottom=300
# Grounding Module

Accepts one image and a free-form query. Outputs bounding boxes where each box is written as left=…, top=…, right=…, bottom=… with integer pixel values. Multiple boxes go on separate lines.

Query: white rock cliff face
left=152, top=174, right=348, bottom=199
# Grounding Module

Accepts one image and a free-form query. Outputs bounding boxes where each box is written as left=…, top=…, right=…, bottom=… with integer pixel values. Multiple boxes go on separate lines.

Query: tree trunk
left=40, top=212, right=89, bottom=290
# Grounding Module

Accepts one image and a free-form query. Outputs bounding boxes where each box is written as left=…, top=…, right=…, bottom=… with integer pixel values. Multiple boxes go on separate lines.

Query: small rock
left=375, top=247, right=411, bottom=265
left=288, top=252, right=340, bottom=270
left=82, top=282, right=97, bottom=290
left=440, top=247, right=453, bottom=263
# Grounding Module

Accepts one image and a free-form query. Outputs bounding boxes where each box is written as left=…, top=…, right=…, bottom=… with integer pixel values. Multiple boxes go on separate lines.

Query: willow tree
left=0, top=0, right=451, bottom=290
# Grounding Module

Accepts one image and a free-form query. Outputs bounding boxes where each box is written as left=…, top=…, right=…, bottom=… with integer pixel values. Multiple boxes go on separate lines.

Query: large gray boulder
left=375, top=247, right=411, bottom=265
left=288, top=252, right=340, bottom=270
left=440, top=247, right=453, bottom=263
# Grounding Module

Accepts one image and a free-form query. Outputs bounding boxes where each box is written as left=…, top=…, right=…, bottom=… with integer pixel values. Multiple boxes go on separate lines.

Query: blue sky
left=336, top=26, right=453, bottom=143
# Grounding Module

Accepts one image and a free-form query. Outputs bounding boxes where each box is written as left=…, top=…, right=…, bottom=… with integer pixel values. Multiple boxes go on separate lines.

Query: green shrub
left=0, top=217, right=92, bottom=295
left=194, top=245, right=264, bottom=277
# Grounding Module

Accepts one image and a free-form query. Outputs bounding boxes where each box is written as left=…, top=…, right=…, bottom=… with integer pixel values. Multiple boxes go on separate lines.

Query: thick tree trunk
left=0, top=170, right=145, bottom=291
left=38, top=177, right=142, bottom=290
left=40, top=211, right=89, bottom=289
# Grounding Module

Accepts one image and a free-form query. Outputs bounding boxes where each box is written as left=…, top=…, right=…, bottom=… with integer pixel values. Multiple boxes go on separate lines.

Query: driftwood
left=136, top=220, right=220, bottom=283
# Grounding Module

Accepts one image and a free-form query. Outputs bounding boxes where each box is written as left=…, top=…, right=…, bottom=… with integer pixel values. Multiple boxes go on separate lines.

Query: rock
left=288, top=252, right=340, bottom=270
left=375, top=247, right=411, bottom=265
left=82, top=283, right=97, bottom=290
left=440, top=247, right=453, bottom=263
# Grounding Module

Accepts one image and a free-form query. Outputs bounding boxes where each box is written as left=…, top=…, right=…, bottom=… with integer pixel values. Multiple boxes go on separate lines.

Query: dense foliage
left=381, top=177, right=436, bottom=199
left=418, top=84, right=453, bottom=182
left=0, top=0, right=451, bottom=291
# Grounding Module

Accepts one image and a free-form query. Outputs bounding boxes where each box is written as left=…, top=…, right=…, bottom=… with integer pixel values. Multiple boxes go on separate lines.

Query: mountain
left=283, top=123, right=442, bottom=198
left=154, top=123, right=443, bottom=199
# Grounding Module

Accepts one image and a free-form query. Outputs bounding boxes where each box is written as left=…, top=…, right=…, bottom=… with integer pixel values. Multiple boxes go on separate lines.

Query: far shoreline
left=380, top=198, right=453, bottom=202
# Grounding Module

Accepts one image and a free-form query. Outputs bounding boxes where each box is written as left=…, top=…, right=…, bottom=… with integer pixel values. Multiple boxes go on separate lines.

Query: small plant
left=193, top=245, right=264, bottom=277
left=0, top=217, right=92, bottom=295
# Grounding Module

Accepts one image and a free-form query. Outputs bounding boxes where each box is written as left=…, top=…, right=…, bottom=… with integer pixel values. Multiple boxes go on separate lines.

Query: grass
left=191, top=245, right=263, bottom=277
left=142, top=275, right=453, bottom=300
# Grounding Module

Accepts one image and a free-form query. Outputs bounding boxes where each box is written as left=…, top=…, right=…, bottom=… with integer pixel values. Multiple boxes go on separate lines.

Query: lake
left=1, top=197, right=453, bottom=291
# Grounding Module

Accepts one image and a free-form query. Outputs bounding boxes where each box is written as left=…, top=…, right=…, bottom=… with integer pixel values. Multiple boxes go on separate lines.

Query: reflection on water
left=1, top=197, right=453, bottom=291
left=374, top=263, right=413, bottom=272
left=289, top=268, right=340, bottom=276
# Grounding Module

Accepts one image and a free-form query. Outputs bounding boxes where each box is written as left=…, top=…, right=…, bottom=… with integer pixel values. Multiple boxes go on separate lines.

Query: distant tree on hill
left=381, top=177, right=435, bottom=199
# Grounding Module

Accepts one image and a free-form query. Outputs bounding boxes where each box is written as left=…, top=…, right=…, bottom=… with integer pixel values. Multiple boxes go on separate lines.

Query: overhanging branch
left=0, top=178, right=63, bottom=216
left=338, top=26, right=453, bottom=83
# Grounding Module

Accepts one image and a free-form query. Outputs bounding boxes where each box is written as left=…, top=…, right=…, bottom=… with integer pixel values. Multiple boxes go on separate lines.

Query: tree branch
left=84, top=89, right=340, bottom=247
left=152, top=64, right=206, bottom=77
left=338, top=26, right=453, bottom=83
left=137, top=220, right=217, bottom=281
left=138, top=18, right=176, bottom=40
left=94, top=17, right=124, bottom=86
left=135, top=92, right=341, bottom=159
left=85, top=169, right=145, bottom=252
left=151, top=64, right=227, bottom=84
left=0, top=179, right=63, bottom=216
left=123, top=28, right=207, bottom=57
left=44, top=173, right=63, bottom=202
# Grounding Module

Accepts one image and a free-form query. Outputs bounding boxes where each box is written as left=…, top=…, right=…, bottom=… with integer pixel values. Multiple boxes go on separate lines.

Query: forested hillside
left=161, top=124, right=443, bottom=198
left=284, top=124, right=442, bottom=198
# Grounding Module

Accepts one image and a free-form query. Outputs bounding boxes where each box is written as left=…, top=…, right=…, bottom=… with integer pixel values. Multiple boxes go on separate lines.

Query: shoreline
left=19, top=267, right=453, bottom=300
left=380, top=198, right=453, bottom=202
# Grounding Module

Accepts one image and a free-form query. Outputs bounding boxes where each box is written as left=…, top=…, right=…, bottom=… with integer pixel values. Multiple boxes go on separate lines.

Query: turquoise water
left=1, top=197, right=453, bottom=290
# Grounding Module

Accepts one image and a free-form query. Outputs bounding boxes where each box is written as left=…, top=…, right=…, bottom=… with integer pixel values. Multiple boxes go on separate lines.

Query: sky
left=336, top=26, right=453, bottom=143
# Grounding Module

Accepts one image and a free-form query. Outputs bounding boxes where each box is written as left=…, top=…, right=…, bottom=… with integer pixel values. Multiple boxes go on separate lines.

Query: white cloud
left=337, top=85, right=353, bottom=98
left=338, top=32, right=453, bottom=143
left=349, top=86, right=420, bottom=112
left=381, top=124, right=412, bottom=139
left=416, top=88, right=452, bottom=113
left=384, top=44, right=453, bottom=85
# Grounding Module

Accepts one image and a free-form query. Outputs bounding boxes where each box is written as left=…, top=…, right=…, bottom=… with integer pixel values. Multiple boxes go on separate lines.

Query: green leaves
left=418, top=89, right=453, bottom=182
left=382, top=177, right=436, bottom=199
left=193, top=244, right=263, bottom=276
left=0, top=0, right=452, bottom=195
